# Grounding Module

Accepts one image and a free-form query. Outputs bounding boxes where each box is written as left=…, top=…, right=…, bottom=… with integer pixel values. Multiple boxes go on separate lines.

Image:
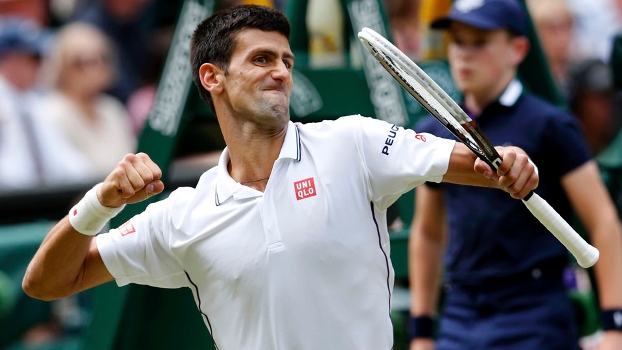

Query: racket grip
left=522, top=192, right=599, bottom=268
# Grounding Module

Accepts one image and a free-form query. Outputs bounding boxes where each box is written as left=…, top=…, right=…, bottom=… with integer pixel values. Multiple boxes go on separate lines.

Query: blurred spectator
left=0, top=17, right=89, bottom=191
left=567, top=58, right=622, bottom=155
left=527, top=0, right=577, bottom=92
left=41, top=22, right=136, bottom=181
left=70, top=0, right=157, bottom=104
left=528, top=0, right=622, bottom=94
left=565, top=0, right=622, bottom=63
left=384, top=0, right=421, bottom=59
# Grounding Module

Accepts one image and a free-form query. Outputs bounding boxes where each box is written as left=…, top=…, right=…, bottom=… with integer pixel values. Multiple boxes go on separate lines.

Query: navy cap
left=0, top=17, right=52, bottom=57
left=431, top=0, right=526, bottom=36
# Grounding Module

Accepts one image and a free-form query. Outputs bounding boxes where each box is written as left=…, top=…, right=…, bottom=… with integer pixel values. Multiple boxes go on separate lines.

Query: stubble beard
left=253, top=97, right=290, bottom=126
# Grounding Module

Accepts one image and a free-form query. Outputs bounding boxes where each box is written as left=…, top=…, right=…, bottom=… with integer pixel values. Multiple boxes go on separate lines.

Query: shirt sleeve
left=352, top=115, right=455, bottom=211
left=540, top=113, right=592, bottom=177
left=96, top=192, right=189, bottom=289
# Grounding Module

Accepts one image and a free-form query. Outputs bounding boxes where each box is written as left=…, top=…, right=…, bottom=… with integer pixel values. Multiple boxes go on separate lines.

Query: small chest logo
left=294, top=177, right=317, bottom=201
left=118, top=220, right=136, bottom=236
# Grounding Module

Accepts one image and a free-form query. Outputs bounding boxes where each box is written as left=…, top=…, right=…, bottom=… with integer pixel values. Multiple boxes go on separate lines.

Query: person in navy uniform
left=408, top=0, right=622, bottom=349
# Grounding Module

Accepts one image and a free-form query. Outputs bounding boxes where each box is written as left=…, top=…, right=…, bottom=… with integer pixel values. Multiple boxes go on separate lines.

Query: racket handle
left=522, top=192, right=599, bottom=268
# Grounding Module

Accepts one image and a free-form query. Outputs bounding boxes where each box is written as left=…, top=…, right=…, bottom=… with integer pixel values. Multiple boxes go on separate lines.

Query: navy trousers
left=437, top=276, right=579, bottom=350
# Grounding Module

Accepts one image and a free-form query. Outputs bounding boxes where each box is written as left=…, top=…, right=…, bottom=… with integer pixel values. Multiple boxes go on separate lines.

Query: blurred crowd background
left=0, top=0, right=620, bottom=349
left=1, top=0, right=620, bottom=193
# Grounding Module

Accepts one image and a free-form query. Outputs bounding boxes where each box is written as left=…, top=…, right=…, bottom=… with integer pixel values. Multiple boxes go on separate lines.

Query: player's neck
left=223, top=120, right=287, bottom=191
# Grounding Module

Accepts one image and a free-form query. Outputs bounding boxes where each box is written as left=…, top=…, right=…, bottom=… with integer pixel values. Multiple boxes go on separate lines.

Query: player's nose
left=271, top=61, right=291, bottom=81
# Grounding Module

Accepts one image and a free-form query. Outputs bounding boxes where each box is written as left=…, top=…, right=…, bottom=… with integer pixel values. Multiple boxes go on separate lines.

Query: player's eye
left=254, top=56, right=268, bottom=64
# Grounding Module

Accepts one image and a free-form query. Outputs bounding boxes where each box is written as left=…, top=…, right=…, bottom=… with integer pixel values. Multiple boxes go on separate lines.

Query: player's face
left=222, top=29, right=294, bottom=126
left=447, top=23, right=520, bottom=99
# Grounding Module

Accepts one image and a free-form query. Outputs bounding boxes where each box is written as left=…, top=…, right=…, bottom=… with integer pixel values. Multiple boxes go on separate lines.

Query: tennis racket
left=358, top=27, right=599, bottom=268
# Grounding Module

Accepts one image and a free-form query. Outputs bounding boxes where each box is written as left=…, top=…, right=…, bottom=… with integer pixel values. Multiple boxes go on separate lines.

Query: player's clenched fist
left=97, top=153, right=165, bottom=208
left=474, top=146, right=539, bottom=199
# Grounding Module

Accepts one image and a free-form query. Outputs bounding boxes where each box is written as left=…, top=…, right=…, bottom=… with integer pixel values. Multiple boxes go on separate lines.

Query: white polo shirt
left=97, top=115, right=454, bottom=350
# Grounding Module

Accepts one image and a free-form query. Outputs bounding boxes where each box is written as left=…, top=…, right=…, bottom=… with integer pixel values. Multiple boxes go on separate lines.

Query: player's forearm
left=443, top=143, right=489, bottom=186
left=22, top=217, right=94, bottom=300
left=409, top=229, right=445, bottom=316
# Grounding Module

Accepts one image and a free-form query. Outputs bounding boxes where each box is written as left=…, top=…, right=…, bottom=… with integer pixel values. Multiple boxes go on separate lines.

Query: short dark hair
left=190, top=5, right=291, bottom=113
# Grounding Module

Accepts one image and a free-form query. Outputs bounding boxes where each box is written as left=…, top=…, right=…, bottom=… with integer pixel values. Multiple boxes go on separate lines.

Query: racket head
left=357, top=27, right=502, bottom=169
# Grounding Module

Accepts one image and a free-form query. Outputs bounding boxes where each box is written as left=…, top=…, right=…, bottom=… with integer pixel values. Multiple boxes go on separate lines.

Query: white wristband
left=69, top=183, right=125, bottom=236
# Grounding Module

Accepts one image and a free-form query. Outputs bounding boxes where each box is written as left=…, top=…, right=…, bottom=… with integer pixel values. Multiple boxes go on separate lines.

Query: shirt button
left=531, top=268, right=542, bottom=279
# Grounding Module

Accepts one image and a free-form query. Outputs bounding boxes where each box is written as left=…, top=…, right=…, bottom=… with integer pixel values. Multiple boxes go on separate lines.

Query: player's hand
left=410, top=338, right=435, bottom=350
left=474, top=146, right=538, bottom=199
left=97, top=153, right=165, bottom=208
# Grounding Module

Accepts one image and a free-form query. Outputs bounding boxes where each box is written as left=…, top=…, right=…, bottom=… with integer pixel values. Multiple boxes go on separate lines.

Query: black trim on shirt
left=185, top=271, right=219, bottom=350
left=369, top=201, right=393, bottom=328
left=295, top=125, right=301, bottom=161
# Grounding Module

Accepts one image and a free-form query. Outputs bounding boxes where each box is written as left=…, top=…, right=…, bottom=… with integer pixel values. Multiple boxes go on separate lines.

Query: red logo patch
left=118, top=220, right=136, bottom=236
left=294, top=177, right=317, bottom=201
left=414, top=133, right=427, bottom=142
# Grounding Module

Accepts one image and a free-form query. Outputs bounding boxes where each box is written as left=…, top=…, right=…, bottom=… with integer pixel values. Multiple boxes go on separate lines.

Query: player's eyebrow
left=253, top=49, right=295, bottom=62
left=283, top=52, right=295, bottom=61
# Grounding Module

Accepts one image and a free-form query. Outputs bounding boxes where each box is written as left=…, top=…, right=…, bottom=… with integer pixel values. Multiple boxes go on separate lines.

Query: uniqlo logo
left=118, top=220, right=136, bottom=236
left=294, top=177, right=317, bottom=201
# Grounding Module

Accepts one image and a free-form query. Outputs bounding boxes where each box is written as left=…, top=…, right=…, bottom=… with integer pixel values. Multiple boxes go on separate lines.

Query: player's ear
left=510, top=35, right=530, bottom=66
left=199, top=63, right=224, bottom=94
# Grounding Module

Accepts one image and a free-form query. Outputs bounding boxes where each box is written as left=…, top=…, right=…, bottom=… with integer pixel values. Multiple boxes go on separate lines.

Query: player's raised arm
left=22, top=153, right=164, bottom=301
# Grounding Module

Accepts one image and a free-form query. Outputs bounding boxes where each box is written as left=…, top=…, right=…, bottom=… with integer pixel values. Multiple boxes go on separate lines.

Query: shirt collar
left=215, top=121, right=301, bottom=205
left=278, top=120, right=302, bottom=161
left=498, top=79, right=523, bottom=107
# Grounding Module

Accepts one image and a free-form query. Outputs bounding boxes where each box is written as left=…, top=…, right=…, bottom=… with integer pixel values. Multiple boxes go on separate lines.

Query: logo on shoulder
left=381, top=124, right=400, bottom=156
left=294, top=177, right=317, bottom=201
left=118, top=220, right=136, bottom=237
left=415, top=133, right=426, bottom=142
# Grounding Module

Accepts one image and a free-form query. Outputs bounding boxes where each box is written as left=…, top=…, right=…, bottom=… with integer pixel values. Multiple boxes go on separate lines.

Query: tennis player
left=408, top=0, right=622, bottom=349
left=24, top=5, right=538, bottom=349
